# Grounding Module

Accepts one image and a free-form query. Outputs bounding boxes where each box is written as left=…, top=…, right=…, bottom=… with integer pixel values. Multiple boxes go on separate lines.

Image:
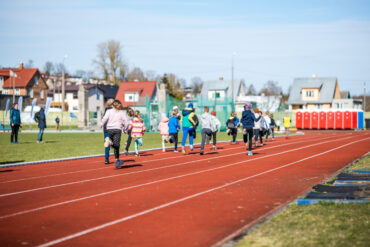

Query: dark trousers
left=108, top=129, right=122, bottom=160
left=200, top=128, right=212, bottom=152
left=125, top=129, right=132, bottom=152
left=230, top=128, right=237, bottom=143
left=253, top=129, right=263, bottom=144
left=243, top=127, right=254, bottom=151
left=169, top=133, right=178, bottom=150
left=11, top=125, right=20, bottom=143
left=104, top=132, right=110, bottom=159
left=271, top=127, right=275, bottom=138
left=37, top=128, right=44, bottom=142
left=211, top=131, right=217, bottom=146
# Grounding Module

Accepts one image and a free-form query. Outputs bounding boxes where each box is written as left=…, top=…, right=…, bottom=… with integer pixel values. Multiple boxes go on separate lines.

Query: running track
left=0, top=131, right=369, bottom=247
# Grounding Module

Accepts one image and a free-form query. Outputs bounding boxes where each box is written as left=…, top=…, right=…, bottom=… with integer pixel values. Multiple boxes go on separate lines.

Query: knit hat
left=211, top=111, right=216, bottom=116
left=188, top=103, right=194, bottom=108
left=173, top=106, right=178, bottom=110
left=244, top=102, right=252, bottom=110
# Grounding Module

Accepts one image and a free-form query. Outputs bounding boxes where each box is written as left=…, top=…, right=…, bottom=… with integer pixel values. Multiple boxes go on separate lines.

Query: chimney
left=19, top=63, right=24, bottom=69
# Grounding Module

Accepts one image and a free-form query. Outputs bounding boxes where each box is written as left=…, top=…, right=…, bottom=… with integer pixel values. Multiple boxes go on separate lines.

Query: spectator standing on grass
left=199, top=106, right=213, bottom=155
left=102, top=98, right=114, bottom=164
left=34, top=106, right=46, bottom=143
left=168, top=110, right=181, bottom=152
left=241, top=102, right=261, bottom=156
left=226, top=112, right=238, bottom=144
left=253, top=108, right=263, bottom=148
left=129, top=111, right=146, bottom=157
left=124, top=107, right=135, bottom=155
left=210, top=111, right=221, bottom=150
left=276, top=118, right=281, bottom=131
left=270, top=113, right=276, bottom=140
left=101, top=100, right=129, bottom=168
left=283, top=114, right=291, bottom=139
left=10, top=103, right=21, bottom=144
left=264, top=112, right=271, bottom=142
left=55, top=116, right=60, bottom=131
left=181, top=103, right=196, bottom=155
left=158, top=113, right=170, bottom=152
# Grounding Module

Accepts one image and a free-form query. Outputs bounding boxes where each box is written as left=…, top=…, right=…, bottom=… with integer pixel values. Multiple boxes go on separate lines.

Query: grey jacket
left=200, top=112, right=213, bottom=130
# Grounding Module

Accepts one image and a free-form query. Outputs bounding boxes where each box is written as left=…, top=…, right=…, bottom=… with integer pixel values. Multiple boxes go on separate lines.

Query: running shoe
left=174, top=149, right=178, bottom=153
left=135, top=153, right=140, bottom=157
left=104, top=137, right=112, bottom=148
left=200, top=151, right=204, bottom=155
left=182, top=147, right=186, bottom=155
left=212, top=146, right=216, bottom=150
left=115, top=160, right=124, bottom=168
left=190, top=145, right=194, bottom=151
left=105, top=159, right=110, bottom=165
left=248, top=151, right=253, bottom=156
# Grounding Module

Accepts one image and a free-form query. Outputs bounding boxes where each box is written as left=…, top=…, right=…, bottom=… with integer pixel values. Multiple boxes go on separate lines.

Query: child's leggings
left=181, top=127, right=194, bottom=147
left=134, top=137, right=143, bottom=154
left=161, top=135, right=169, bottom=150
left=108, top=129, right=122, bottom=160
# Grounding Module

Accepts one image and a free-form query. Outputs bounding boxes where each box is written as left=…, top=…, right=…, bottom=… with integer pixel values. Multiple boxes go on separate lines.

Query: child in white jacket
left=157, top=113, right=169, bottom=152
left=211, top=111, right=221, bottom=150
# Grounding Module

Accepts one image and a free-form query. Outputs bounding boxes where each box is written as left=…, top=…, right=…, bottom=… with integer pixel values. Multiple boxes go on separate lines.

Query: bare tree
left=93, top=40, right=127, bottom=85
left=145, top=70, right=157, bottom=81
left=24, top=59, right=34, bottom=68
left=54, top=62, right=67, bottom=75
left=246, top=84, right=257, bottom=95
left=127, top=67, right=147, bottom=81
left=191, top=76, right=203, bottom=94
left=43, top=61, right=54, bottom=76
left=259, top=80, right=282, bottom=96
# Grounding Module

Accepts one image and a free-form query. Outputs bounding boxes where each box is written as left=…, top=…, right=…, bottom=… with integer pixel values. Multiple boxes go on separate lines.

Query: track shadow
left=123, top=159, right=135, bottom=163
left=0, top=160, right=24, bottom=165
left=138, top=153, right=153, bottom=157
left=0, top=169, right=15, bottom=173
left=204, top=152, right=218, bottom=155
left=117, top=164, right=143, bottom=169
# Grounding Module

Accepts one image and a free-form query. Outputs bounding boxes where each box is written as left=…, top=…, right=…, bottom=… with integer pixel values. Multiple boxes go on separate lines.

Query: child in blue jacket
left=168, top=110, right=181, bottom=152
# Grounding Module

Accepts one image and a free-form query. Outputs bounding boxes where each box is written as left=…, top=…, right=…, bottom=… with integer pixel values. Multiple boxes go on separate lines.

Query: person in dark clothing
left=55, top=116, right=60, bottom=131
left=226, top=113, right=238, bottom=144
left=35, top=107, right=47, bottom=143
left=10, top=103, right=21, bottom=144
left=125, top=107, right=134, bottom=155
left=192, top=108, right=199, bottom=139
left=168, top=110, right=181, bottom=152
left=270, top=113, right=276, bottom=140
left=103, top=99, right=114, bottom=164
left=241, top=102, right=261, bottom=156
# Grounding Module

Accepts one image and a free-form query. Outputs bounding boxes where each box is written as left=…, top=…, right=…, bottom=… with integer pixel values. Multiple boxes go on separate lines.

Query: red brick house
left=0, top=63, right=48, bottom=105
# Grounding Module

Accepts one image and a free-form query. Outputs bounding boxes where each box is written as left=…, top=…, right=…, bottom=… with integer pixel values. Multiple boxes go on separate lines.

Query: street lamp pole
left=231, top=52, right=236, bottom=111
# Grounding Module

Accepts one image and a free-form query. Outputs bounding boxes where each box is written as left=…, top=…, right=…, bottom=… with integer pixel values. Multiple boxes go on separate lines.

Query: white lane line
left=37, top=136, right=370, bottom=247
left=0, top=134, right=335, bottom=184
left=0, top=135, right=360, bottom=219
left=0, top=134, right=345, bottom=198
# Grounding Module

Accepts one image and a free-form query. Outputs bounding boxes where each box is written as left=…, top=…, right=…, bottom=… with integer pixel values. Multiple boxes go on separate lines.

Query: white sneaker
left=104, top=137, right=112, bottom=148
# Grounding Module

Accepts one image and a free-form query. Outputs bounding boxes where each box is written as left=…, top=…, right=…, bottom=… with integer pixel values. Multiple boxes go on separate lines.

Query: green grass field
left=0, top=131, right=248, bottom=164
left=236, top=154, right=370, bottom=247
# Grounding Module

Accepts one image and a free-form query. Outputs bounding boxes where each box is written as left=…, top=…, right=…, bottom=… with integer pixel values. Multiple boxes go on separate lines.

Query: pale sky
left=1, top=0, right=370, bottom=95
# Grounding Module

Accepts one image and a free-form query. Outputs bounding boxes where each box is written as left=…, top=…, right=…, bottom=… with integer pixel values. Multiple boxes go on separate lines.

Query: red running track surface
left=0, top=131, right=369, bottom=247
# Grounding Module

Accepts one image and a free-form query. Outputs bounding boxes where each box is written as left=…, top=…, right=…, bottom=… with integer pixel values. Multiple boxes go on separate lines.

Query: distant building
left=0, top=63, right=48, bottom=105
left=287, top=77, right=362, bottom=110
left=98, top=84, right=119, bottom=102
left=48, top=84, right=104, bottom=112
left=115, top=81, right=157, bottom=109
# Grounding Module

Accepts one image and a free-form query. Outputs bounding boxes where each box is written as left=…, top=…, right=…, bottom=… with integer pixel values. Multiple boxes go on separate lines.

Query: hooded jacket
left=10, top=107, right=21, bottom=125
left=181, top=103, right=196, bottom=128
left=129, top=117, right=146, bottom=137
left=200, top=112, right=213, bottom=130
left=241, top=110, right=261, bottom=128
left=158, top=117, right=169, bottom=135
left=168, top=115, right=180, bottom=133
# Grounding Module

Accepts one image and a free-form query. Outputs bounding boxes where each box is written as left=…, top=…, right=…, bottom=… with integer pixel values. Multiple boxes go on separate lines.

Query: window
left=15, top=88, right=20, bottom=95
left=34, top=77, right=38, bottom=85
left=0, top=76, right=3, bottom=85
left=215, top=92, right=220, bottom=98
left=73, top=106, right=78, bottom=111
left=306, top=90, right=314, bottom=97
left=96, top=91, right=100, bottom=100
left=29, top=88, right=33, bottom=98
left=125, top=92, right=139, bottom=102
left=3, top=89, right=9, bottom=94
left=73, top=92, right=78, bottom=99
left=40, top=89, right=44, bottom=99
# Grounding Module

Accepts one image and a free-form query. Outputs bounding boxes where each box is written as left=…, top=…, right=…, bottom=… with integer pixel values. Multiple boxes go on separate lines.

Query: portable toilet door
left=311, top=112, right=319, bottom=129
left=352, top=111, right=358, bottom=129
left=343, top=111, right=352, bottom=129
left=303, top=111, right=311, bottom=129
left=335, top=111, right=344, bottom=129
left=319, top=111, right=327, bottom=129
left=357, top=111, right=364, bottom=129
left=296, top=111, right=303, bottom=129
left=327, top=111, right=335, bottom=129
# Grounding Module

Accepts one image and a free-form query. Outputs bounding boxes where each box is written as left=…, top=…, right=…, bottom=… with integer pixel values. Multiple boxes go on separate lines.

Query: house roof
left=287, top=77, right=338, bottom=105
left=201, top=79, right=241, bottom=98
left=47, top=84, right=105, bottom=96
left=115, top=81, right=157, bottom=106
left=1, top=67, right=39, bottom=88
left=98, top=84, right=119, bottom=99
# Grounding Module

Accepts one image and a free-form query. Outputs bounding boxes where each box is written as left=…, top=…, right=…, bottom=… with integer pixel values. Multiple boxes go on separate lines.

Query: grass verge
left=235, top=154, right=370, bottom=247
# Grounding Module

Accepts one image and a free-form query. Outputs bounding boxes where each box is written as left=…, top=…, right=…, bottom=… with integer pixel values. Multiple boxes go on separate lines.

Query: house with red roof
left=115, top=81, right=157, bottom=107
left=0, top=63, right=48, bottom=105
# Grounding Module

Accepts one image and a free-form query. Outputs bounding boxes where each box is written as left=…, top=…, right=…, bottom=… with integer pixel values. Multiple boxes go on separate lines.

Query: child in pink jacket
left=129, top=111, right=146, bottom=157
left=158, top=113, right=169, bottom=152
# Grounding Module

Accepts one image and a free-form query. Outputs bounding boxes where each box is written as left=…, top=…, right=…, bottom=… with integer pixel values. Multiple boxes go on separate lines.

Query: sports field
left=0, top=131, right=369, bottom=246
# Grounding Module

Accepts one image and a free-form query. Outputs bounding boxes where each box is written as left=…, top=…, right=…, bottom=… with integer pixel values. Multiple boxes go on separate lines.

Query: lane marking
left=0, top=134, right=348, bottom=198
left=0, top=134, right=361, bottom=219
left=37, top=136, right=370, bottom=247
left=0, top=134, right=339, bottom=184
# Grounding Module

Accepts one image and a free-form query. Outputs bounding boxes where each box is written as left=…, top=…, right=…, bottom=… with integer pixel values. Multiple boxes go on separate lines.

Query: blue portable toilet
left=357, top=111, right=364, bottom=129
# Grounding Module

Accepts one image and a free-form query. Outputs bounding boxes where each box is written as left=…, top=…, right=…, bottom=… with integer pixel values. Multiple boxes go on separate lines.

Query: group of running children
left=101, top=99, right=285, bottom=169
